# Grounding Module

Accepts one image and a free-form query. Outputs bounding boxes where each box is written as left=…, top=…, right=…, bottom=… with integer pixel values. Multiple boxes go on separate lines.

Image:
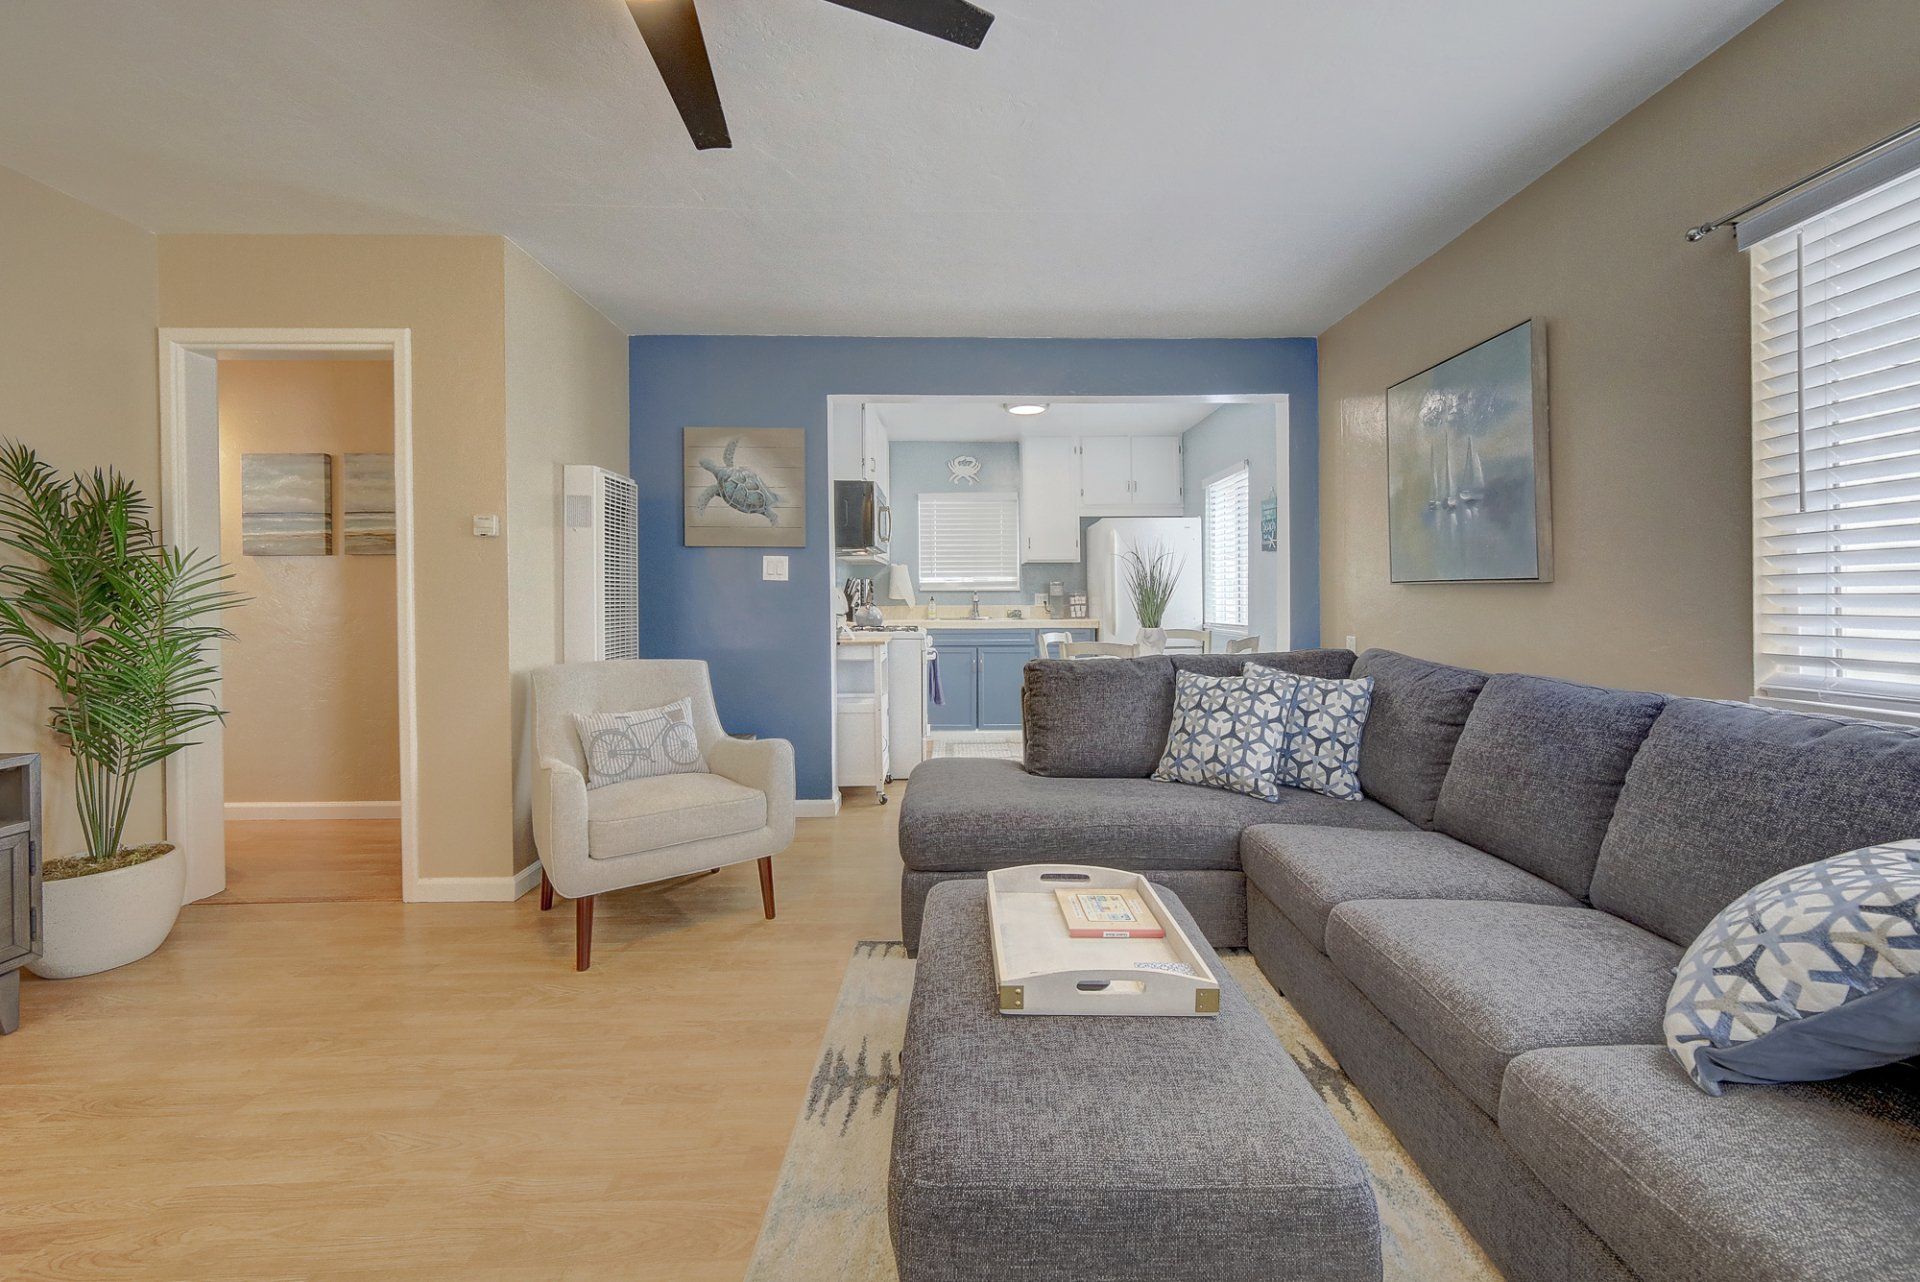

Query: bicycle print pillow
left=573, top=698, right=709, bottom=789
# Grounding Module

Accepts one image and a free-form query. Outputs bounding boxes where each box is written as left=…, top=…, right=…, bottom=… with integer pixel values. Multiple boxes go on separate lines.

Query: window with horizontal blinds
left=1749, top=158, right=1920, bottom=718
left=1203, top=464, right=1250, bottom=630
left=917, top=492, right=1020, bottom=590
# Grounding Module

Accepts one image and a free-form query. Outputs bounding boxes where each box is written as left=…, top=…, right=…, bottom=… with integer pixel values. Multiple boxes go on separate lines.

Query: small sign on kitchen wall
left=1260, top=490, right=1279, bottom=552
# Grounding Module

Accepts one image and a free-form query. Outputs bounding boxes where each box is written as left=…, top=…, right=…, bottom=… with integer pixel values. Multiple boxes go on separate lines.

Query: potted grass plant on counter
left=0, top=442, right=243, bottom=978
left=1122, top=539, right=1183, bottom=655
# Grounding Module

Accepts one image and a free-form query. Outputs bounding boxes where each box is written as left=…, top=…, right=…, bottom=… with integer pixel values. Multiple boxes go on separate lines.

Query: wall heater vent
left=563, top=464, right=640, bottom=662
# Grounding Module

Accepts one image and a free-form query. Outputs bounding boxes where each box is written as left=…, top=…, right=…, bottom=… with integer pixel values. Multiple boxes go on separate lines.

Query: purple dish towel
left=928, top=652, right=944, bottom=707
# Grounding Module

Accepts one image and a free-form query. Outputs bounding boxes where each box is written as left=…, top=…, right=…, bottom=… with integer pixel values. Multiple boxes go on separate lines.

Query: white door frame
left=157, top=328, right=421, bottom=903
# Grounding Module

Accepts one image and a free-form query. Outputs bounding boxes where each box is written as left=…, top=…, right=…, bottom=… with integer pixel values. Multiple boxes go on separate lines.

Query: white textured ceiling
left=877, top=400, right=1221, bottom=441
left=0, top=0, right=1780, bottom=337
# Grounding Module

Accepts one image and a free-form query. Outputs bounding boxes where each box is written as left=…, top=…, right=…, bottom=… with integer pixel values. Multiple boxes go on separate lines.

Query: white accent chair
left=1162, top=628, right=1213, bottom=654
left=531, top=660, right=795, bottom=970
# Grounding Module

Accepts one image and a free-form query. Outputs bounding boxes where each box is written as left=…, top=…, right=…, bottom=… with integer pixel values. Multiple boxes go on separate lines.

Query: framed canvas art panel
left=341, top=452, right=397, bottom=555
left=241, top=452, right=333, bottom=556
left=683, top=428, right=806, bottom=548
left=1386, top=320, right=1552, bottom=584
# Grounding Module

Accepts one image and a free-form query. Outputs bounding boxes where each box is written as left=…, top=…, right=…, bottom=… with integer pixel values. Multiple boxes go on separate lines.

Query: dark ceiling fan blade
left=820, top=0, right=994, bottom=49
left=628, top=0, right=731, bottom=150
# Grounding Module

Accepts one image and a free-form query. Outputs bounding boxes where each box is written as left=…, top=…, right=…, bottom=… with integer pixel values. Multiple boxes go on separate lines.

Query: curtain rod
left=1686, top=118, right=1920, bottom=242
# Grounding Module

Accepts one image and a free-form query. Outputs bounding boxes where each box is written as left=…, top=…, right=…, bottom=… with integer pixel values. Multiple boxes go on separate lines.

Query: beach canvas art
left=241, top=452, right=332, bottom=556
left=342, top=452, right=396, bottom=555
left=684, top=428, right=805, bottom=547
left=1386, top=321, right=1552, bottom=583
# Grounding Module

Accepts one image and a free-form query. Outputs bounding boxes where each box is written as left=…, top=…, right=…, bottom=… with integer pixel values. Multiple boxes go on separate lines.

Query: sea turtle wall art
left=683, top=427, right=806, bottom=548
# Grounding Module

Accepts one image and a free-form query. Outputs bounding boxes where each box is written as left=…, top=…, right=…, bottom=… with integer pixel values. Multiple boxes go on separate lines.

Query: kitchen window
left=918, top=491, right=1021, bottom=590
left=1203, top=464, right=1250, bottom=631
left=1748, top=154, right=1920, bottom=720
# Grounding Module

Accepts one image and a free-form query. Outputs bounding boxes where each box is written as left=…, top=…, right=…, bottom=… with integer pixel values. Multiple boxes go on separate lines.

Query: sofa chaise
left=896, top=647, right=1920, bottom=1282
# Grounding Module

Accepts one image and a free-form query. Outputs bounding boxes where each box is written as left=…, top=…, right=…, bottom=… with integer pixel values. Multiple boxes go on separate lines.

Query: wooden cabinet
left=1076, top=437, right=1184, bottom=514
left=1078, top=437, right=1134, bottom=507
left=1019, top=436, right=1082, bottom=563
left=928, top=630, right=1096, bottom=732
left=0, top=753, right=41, bottom=1035
left=1130, top=435, right=1185, bottom=507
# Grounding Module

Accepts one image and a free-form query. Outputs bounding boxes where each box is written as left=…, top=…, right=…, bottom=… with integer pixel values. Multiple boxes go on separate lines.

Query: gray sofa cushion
left=1432, top=674, right=1665, bottom=898
left=1324, top=900, right=1681, bottom=1117
left=1242, top=823, right=1578, bottom=953
left=1588, top=697, right=1920, bottom=945
left=1022, top=655, right=1175, bottom=778
left=1349, top=649, right=1488, bottom=828
left=1502, top=1045, right=1920, bottom=1282
left=894, top=880, right=1383, bottom=1282
left=897, top=757, right=1414, bottom=874
left=1170, top=648, right=1357, bottom=680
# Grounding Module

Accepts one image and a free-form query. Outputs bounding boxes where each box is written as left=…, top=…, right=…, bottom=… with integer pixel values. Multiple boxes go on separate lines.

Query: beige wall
left=217, top=360, right=400, bottom=804
left=159, top=235, right=514, bottom=879
left=0, top=164, right=162, bottom=857
left=1318, top=0, right=1920, bottom=696
left=503, top=244, right=630, bottom=870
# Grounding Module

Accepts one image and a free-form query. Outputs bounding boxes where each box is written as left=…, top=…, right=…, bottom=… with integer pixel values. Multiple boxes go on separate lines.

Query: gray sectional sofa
left=896, top=647, right=1920, bottom=1282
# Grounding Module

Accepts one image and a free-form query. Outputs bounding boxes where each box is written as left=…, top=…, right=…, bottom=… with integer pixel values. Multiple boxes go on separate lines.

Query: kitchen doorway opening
left=825, top=393, right=1291, bottom=804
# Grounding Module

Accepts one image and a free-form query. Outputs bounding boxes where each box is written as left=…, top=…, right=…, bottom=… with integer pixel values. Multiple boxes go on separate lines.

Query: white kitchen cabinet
left=1130, top=436, right=1185, bottom=508
left=1079, top=437, right=1134, bottom=507
left=1019, top=436, right=1082, bottom=562
left=861, top=407, right=892, bottom=500
left=1079, top=436, right=1184, bottom=514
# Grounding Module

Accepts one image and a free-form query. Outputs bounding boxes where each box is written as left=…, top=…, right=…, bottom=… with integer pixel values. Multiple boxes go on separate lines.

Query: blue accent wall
left=629, top=337, right=1319, bottom=800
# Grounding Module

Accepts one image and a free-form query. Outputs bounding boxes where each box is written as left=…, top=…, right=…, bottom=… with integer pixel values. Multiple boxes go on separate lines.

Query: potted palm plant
left=0, top=442, right=243, bottom=978
left=1122, top=540, right=1184, bottom=655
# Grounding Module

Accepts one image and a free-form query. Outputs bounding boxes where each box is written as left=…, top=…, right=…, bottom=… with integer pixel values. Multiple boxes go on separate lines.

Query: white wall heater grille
left=563, top=464, right=640, bottom=662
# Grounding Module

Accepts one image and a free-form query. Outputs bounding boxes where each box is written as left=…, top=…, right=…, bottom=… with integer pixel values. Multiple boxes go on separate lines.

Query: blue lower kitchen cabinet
left=928, top=629, right=1096, bottom=732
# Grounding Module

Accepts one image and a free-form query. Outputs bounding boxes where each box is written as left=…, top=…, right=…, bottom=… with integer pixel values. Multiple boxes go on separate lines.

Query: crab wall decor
left=946, top=454, right=982, bottom=486
left=683, top=427, right=806, bottom=547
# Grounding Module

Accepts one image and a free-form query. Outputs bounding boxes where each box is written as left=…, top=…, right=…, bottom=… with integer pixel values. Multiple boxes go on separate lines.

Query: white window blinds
left=918, top=492, right=1020, bottom=590
left=1750, top=158, right=1920, bottom=718
left=1203, top=464, right=1250, bottom=630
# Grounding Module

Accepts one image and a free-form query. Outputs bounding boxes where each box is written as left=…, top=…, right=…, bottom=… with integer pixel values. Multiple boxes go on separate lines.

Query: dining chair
left=1062, top=641, right=1137, bottom=659
left=1227, top=636, right=1261, bottom=653
left=1038, top=631, right=1073, bottom=660
left=1162, top=629, right=1212, bottom=654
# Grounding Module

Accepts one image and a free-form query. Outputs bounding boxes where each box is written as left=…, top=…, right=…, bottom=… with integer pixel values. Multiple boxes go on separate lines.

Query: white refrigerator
left=1085, top=517, right=1204, bottom=645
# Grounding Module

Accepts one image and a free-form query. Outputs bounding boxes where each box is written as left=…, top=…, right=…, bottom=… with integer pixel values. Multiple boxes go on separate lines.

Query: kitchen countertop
left=903, top=617, right=1103, bottom=631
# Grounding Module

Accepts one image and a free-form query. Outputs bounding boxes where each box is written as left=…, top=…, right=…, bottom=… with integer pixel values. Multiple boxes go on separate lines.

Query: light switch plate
left=1345, top=635, right=1357, bottom=651
left=473, top=515, right=501, bottom=537
left=762, top=555, right=789, bottom=582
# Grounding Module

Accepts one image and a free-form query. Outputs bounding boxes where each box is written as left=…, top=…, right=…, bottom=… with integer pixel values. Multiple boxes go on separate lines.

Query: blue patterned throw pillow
left=1152, top=670, right=1292, bottom=801
left=1664, top=840, right=1920, bottom=1096
left=1253, top=667, right=1373, bottom=801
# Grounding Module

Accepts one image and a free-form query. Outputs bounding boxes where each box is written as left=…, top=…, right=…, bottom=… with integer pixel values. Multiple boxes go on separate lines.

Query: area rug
left=745, top=942, right=1500, bottom=1282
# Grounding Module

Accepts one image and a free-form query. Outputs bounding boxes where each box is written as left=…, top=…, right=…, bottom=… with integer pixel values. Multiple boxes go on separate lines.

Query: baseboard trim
left=795, top=797, right=841, bottom=819
left=408, top=863, right=543, bottom=904
left=225, top=801, right=402, bottom=821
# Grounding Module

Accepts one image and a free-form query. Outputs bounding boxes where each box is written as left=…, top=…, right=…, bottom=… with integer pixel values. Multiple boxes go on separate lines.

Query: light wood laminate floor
left=2, top=791, right=902, bottom=1281
left=210, top=819, right=403, bottom=904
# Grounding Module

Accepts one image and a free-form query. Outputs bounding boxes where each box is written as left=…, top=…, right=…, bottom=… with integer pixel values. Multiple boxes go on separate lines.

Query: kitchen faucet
left=969, top=592, right=982, bottom=620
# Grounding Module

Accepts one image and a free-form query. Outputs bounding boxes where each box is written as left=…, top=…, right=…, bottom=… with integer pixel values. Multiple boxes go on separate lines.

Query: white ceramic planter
left=1136, top=627, right=1168, bottom=655
left=28, top=846, right=186, bottom=979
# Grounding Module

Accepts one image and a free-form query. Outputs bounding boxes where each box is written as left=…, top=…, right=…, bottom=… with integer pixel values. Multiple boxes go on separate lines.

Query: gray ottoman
left=889, top=880, right=1381, bottom=1282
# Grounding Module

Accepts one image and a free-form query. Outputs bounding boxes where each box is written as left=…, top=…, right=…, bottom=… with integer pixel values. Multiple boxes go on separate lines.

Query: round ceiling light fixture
left=1004, top=403, right=1049, bottom=416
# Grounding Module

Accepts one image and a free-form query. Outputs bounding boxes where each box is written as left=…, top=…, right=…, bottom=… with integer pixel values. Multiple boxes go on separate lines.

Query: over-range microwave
left=834, top=480, right=891, bottom=557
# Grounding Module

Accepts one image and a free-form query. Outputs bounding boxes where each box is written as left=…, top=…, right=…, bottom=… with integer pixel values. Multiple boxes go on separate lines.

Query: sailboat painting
left=1387, top=320, right=1552, bottom=583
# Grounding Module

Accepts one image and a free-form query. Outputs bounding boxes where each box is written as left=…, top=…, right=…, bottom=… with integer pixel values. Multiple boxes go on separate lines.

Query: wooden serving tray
left=985, top=865, right=1221, bottom=1017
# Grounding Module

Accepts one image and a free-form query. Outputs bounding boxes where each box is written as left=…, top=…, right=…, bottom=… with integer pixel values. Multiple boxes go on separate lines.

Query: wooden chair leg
left=758, top=856, right=776, bottom=921
left=576, top=895, right=595, bottom=971
left=539, top=870, right=553, bottom=912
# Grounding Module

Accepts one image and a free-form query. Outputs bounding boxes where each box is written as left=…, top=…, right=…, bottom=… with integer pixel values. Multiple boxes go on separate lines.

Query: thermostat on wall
left=473, top=515, right=501, bottom=537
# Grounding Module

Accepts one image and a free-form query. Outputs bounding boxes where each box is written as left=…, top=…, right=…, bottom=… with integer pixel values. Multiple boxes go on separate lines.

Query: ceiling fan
left=627, top=0, right=995, bottom=150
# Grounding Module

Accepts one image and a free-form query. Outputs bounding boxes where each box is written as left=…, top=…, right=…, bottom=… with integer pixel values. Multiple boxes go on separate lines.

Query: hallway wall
left=217, top=359, right=400, bottom=806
